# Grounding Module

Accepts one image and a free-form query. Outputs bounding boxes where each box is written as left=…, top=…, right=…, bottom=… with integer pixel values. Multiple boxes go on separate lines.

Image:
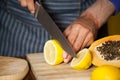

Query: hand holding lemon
left=44, top=39, right=92, bottom=70
left=44, top=39, right=120, bottom=80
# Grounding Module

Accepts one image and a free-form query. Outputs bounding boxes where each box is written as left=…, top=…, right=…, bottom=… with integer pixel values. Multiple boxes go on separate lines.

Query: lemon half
left=91, top=65, right=120, bottom=80
left=70, top=48, right=92, bottom=70
left=44, top=40, right=64, bottom=65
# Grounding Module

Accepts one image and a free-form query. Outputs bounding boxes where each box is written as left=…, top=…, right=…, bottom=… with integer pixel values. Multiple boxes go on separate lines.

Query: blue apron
left=0, top=0, right=96, bottom=57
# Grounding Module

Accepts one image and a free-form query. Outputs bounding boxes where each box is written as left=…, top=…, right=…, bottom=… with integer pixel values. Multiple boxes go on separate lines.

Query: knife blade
left=35, top=2, right=76, bottom=57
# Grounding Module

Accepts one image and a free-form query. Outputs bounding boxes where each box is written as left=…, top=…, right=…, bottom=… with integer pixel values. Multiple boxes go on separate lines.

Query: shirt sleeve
left=109, top=0, right=120, bottom=14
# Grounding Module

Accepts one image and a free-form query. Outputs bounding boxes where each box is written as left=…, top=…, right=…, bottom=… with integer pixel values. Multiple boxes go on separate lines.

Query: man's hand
left=63, top=0, right=115, bottom=63
left=63, top=14, right=98, bottom=63
left=19, top=0, right=35, bottom=13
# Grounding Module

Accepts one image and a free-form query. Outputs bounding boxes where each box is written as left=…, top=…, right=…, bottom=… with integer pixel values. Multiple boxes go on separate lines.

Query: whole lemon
left=91, top=65, right=120, bottom=80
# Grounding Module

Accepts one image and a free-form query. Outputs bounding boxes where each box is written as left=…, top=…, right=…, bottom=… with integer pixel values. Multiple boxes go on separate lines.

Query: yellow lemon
left=91, top=65, right=120, bottom=80
left=70, top=48, right=92, bottom=70
left=44, top=39, right=64, bottom=65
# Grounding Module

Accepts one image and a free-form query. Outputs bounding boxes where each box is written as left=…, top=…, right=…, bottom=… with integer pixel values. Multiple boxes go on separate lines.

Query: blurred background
left=107, top=13, right=120, bottom=35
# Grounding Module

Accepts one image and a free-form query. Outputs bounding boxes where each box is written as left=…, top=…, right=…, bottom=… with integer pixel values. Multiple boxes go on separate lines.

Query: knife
left=35, top=2, right=76, bottom=57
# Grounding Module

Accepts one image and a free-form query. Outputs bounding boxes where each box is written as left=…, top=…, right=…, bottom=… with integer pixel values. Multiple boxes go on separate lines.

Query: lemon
left=70, top=48, right=92, bottom=70
left=91, top=65, right=120, bottom=80
left=44, top=39, right=64, bottom=65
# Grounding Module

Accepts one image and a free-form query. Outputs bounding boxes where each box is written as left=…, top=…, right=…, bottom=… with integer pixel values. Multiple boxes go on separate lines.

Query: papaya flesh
left=89, top=35, right=120, bottom=67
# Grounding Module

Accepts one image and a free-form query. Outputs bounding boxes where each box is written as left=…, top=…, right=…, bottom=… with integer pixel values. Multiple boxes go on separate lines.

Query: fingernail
left=64, top=59, right=69, bottom=63
left=31, top=10, right=35, bottom=14
left=63, top=52, right=68, bottom=59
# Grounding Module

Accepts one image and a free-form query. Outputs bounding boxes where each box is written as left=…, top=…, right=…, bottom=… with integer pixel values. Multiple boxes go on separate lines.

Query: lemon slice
left=91, top=65, right=120, bottom=80
left=70, top=48, right=92, bottom=70
left=44, top=40, right=64, bottom=65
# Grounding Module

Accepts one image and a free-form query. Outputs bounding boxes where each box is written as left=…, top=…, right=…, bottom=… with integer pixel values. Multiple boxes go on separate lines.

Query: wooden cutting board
left=0, top=56, right=29, bottom=80
left=27, top=53, right=95, bottom=80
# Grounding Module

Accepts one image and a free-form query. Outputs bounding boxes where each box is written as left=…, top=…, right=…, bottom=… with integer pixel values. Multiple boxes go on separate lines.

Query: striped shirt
left=0, top=0, right=96, bottom=57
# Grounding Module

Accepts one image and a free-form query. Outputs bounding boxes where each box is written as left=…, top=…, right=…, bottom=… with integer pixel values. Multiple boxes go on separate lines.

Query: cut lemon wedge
left=70, top=48, right=92, bottom=70
left=44, top=40, right=64, bottom=65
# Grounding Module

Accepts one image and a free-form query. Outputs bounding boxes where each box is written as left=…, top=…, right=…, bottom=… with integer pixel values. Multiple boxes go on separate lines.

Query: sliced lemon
left=91, top=65, right=120, bottom=80
left=70, top=48, right=92, bottom=70
left=44, top=40, right=64, bottom=65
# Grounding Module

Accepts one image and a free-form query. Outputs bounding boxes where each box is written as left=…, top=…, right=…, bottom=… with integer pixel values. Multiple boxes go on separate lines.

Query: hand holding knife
left=34, top=1, right=76, bottom=58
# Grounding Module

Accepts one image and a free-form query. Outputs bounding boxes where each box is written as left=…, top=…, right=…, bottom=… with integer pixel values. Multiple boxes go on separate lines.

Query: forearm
left=79, top=0, right=115, bottom=29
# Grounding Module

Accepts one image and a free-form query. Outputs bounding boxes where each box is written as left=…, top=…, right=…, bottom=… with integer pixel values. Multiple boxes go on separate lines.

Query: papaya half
left=89, top=35, right=120, bottom=67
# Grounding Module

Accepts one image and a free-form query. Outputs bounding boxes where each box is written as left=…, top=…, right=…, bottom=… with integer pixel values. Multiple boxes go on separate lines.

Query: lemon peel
left=44, top=40, right=64, bottom=65
left=91, top=65, right=120, bottom=80
left=70, top=48, right=92, bottom=70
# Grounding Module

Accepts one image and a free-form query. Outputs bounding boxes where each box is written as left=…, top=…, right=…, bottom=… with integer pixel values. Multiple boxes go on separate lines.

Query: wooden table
left=26, top=53, right=94, bottom=80
left=0, top=56, right=29, bottom=80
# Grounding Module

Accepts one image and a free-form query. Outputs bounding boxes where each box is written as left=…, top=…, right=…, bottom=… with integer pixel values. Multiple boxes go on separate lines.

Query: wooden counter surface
left=0, top=56, right=29, bottom=80
left=26, top=53, right=94, bottom=80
